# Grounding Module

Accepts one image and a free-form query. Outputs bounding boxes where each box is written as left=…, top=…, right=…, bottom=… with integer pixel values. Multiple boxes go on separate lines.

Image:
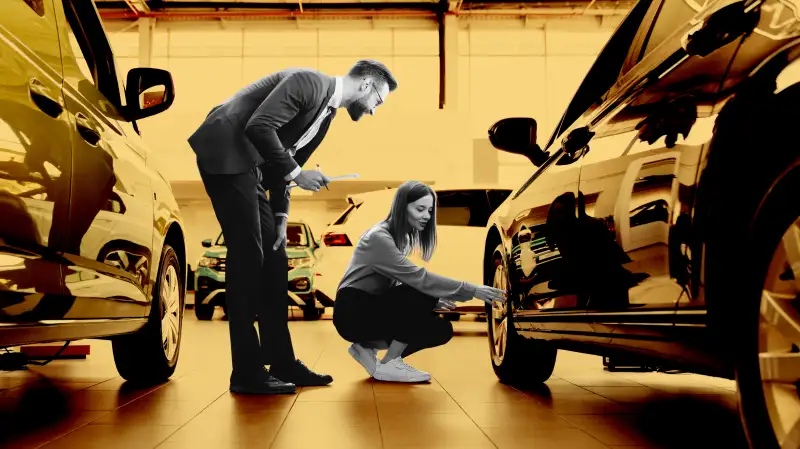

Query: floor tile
left=0, top=313, right=750, bottom=449
left=270, top=423, right=383, bottom=449
left=379, top=413, right=495, bottom=448
left=482, top=426, right=612, bottom=449
left=38, top=424, right=178, bottom=449
left=296, top=380, right=374, bottom=402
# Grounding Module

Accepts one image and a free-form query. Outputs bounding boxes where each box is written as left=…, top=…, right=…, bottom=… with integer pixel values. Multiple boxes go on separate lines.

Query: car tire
left=194, top=291, right=214, bottom=320
left=303, top=299, right=323, bottom=321
left=701, top=84, right=800, bottom=449
left=486, top=244, right=557, bottom=387
left=112, top=244, right=184, bottom=384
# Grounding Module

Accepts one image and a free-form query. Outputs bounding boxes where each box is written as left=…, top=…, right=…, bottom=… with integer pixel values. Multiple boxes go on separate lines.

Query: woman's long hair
left=383, top=181, right=437, bottom=262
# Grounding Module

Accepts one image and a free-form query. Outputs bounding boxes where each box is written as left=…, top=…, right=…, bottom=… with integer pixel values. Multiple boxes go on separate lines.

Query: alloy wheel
left=759, top=217, right=800, bottom=448
left=491, top=257, right=509, bottom=365
left=161, top=264, right=181, bottom=361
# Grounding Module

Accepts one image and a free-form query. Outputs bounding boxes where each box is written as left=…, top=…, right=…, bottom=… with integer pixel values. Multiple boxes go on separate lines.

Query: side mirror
left=201, top=239, right=212, bottom=248
left=122, top=67, right=175, bottom=121
left=488, top=117, right=550, bottom=167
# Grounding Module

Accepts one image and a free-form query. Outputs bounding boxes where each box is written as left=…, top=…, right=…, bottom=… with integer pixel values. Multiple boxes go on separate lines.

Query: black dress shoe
left=270, top=359, right=333, bottom=387
left=230, top=369, right=296, bottom=395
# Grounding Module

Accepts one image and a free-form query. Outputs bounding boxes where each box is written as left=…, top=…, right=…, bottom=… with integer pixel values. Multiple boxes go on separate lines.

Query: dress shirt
left=283, top=76, right=343, bottom=181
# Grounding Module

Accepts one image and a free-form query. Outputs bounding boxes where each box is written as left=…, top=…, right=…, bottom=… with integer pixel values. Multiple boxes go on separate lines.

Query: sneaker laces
left=395, top=358, right=422, bottom=373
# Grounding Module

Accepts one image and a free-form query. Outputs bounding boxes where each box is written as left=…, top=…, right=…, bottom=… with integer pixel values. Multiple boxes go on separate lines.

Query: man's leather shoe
left=230, top=369, right=296, bottom=395
left=270, top=359, right=333, bottom=387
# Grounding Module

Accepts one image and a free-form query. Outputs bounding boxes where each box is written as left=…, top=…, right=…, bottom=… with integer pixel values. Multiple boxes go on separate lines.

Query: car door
left=0, top=0, right=73, bottom=322
left=573, top=0, right=743, bottom=355
left=496, top=158, right=588, bottom=340
left=52, top=0, right=154, bottom=318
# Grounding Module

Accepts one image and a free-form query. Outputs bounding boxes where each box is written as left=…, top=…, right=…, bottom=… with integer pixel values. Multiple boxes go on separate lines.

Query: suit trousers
left=333, top=285, right=454, bottom=358
left=199, top=165, right=296, bottom=379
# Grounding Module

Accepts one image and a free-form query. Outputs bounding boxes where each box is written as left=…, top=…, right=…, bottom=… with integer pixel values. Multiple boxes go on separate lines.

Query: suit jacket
left=188, top=69, right=337, bottom=216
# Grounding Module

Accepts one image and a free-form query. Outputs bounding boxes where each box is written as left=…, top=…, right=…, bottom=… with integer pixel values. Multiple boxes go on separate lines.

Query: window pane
left=23, top=0, right=45, bottom=16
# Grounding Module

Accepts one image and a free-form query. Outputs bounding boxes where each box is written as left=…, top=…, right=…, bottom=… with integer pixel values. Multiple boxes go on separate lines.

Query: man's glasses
left=372, top=84, right=384, bottom=106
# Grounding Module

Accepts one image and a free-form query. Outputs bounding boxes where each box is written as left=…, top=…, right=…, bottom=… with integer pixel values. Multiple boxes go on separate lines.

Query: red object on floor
left=20, top=344, right=90, bottom=359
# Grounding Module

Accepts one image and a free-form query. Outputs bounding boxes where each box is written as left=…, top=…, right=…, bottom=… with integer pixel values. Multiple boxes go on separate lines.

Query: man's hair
left=348, top=59, right=398, bottom=92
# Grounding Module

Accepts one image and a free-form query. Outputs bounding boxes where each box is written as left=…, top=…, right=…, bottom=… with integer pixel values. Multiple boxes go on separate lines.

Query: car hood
left=203, top=246, right=311, bottom=259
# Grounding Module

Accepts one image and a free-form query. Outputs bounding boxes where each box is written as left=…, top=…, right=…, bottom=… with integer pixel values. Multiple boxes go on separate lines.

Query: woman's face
left=406, top=194, right=434, bottom=232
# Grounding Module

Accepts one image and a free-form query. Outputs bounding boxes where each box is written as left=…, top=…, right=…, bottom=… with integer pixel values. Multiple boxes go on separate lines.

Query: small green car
left=193, top=221, right=328, bottom=320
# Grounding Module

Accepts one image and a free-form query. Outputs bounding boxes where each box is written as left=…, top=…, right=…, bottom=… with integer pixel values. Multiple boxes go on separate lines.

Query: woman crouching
left=333, top=181, right=506, bottom=382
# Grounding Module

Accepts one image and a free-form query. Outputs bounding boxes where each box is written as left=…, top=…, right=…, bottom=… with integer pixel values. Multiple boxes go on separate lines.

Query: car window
left=487, top=189, right=513, bottom=212
left=216, top=233, right=225, bottom=246
left=639, top=0, right=706, bottom=59
left=23, top=0, right=45, bottom=16
left=59, top=0, right=126, bottom=121
left=436, top=191, right=492, bottom=227
left=287, top=224, right=309, bottom=247
left=544, top=0, right=656, bottom=151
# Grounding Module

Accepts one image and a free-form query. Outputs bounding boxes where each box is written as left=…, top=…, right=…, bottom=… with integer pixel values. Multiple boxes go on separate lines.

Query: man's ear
left=359, top=77, right=372, bottom=92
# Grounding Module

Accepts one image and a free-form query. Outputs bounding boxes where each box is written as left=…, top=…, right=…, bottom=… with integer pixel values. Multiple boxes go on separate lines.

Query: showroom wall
left=102, top=16, right=619, bottom=265
left=106, top=16, right=617, bottom=185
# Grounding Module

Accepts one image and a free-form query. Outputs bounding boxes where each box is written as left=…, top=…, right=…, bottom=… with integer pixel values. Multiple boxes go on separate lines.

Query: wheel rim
left=759, top=217, right=800, bottom=448
left=491, top=257, right=509, bottom=365
left=161, top=264, right=181, bottom=361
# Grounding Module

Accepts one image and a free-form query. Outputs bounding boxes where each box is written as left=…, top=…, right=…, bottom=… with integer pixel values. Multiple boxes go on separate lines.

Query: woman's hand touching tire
left=475, top=286, right=507, bottom=305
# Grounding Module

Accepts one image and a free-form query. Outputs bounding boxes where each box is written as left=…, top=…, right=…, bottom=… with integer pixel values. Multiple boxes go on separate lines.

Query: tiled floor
left=0, top=308, right=748, bottom=449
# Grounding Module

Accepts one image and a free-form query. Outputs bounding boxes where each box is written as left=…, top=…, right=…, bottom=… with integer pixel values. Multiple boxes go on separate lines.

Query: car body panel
left=0, top=0, right=74, bottom=323
left=0, top=0, right=184, bottom=347
left=486, top=0, right=800, bottom=377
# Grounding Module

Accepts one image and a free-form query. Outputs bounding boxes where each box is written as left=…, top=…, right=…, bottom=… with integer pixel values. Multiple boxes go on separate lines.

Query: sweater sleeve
left=368, top=229, right=478, bottom=300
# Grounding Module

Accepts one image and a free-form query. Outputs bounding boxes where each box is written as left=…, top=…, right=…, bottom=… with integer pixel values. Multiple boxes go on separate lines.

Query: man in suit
left=188, top=60, right=397, bottom=394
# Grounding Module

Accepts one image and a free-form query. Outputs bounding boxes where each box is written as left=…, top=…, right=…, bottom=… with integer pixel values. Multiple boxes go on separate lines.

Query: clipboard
left=288, top=173, right=360, bottom=190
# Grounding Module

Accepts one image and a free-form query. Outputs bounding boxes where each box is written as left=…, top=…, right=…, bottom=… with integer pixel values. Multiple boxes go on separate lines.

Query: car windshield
left=215, top=224, right=308, bottom=247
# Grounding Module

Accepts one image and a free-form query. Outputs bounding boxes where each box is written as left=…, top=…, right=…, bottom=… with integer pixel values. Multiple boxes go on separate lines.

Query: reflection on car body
left=0, top=0, right=186, bottom=385
left=480, top=0, right=800, bottom=447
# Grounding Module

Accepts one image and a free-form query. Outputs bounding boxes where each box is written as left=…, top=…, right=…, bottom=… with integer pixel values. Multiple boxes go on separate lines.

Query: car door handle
left=29, top=78, right=63, bottom=118
left=75, top=113, right=101, bottom=146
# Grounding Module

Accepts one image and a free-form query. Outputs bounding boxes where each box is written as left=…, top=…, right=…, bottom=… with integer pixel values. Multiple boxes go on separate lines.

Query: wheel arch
left=484, top=225, right=505, bottom=285
left=163, top=221, right=187, bottom=287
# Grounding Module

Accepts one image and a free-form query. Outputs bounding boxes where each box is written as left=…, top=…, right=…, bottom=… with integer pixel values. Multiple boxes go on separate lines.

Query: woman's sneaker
left=373, top=358, right=431, bottom=383
left=348, top=343, right=378, bottom=375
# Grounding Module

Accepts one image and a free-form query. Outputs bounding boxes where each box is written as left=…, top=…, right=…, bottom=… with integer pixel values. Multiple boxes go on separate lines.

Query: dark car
left=481, top=0, right=800, bottom=447
left=0, top=0, right=187, bottom=384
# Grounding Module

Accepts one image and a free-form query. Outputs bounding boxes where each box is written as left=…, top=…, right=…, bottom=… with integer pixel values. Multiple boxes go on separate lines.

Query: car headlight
left=198, top=256, right=222, bottom=268
left=288, top=257, right=312, bottom=268
left=293, top=278, right=310, bottom=291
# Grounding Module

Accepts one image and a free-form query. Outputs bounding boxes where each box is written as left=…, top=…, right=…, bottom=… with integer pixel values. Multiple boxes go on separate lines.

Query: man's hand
left=294, top=170, right=331, bottom=192
left=273, top=216, right=287, bottom=251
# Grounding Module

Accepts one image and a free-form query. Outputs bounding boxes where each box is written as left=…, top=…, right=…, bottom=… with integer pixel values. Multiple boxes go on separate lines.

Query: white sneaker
left=373, top=357, right=431, bottom=383
left=348, top=343, right=378, bottom=375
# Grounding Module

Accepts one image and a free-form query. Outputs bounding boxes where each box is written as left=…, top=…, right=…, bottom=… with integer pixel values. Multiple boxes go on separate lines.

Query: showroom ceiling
left=93, top=0, right=636, bottom=19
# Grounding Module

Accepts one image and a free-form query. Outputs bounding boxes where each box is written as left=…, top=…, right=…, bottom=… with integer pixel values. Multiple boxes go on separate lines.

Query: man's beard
left=347, top=99, right=370, bottom=121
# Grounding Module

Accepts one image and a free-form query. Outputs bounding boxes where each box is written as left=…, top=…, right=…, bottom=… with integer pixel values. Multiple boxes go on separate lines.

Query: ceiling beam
left=95, top=1, right=446, bottom=12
